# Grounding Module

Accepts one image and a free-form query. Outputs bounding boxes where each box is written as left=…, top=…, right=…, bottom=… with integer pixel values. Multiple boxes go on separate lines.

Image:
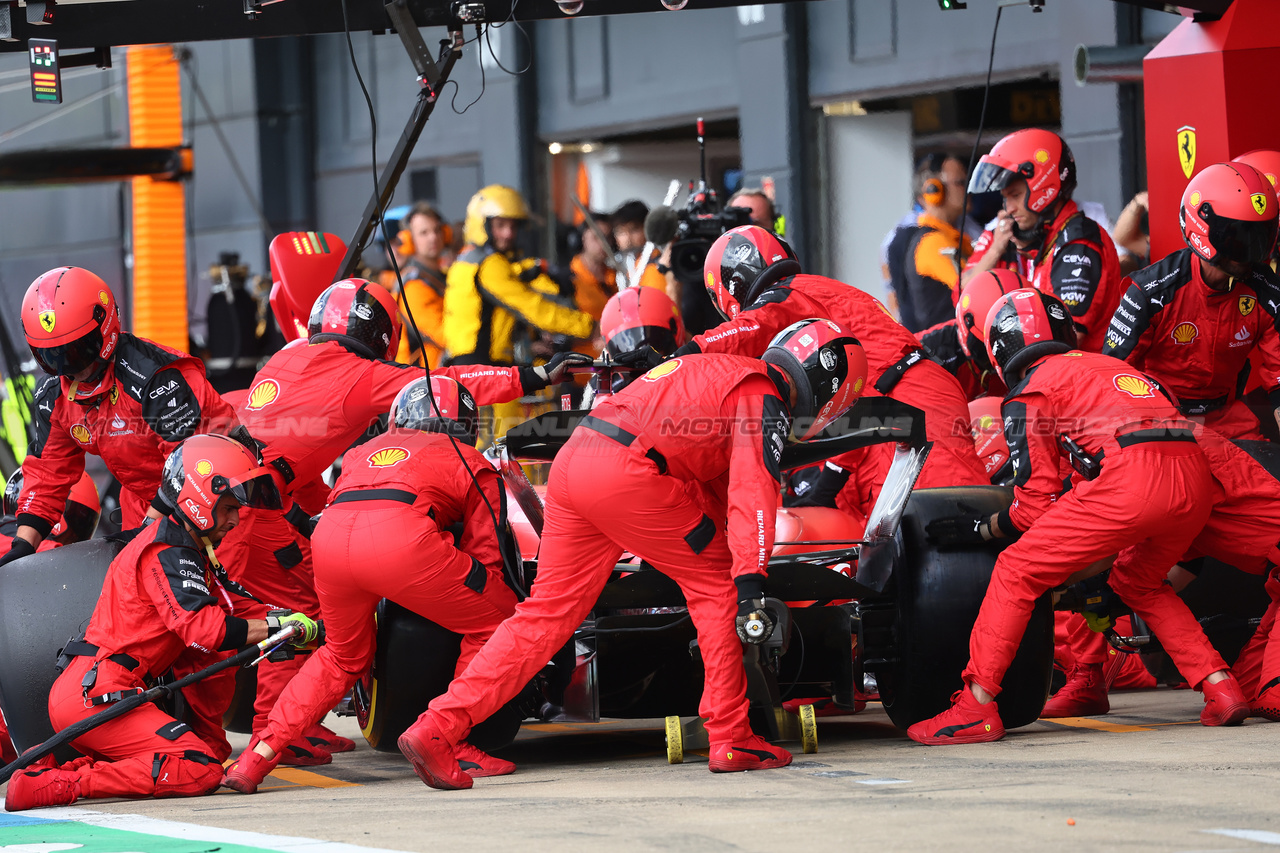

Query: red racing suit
left=219, top=340, right=527, bottom=733
left=964, top=351, right=1222, bottom=697
left=681, top=273, right=986, bottom=515
left=1101, top=248, right=1280, bottom=439
left=46, top=518, right=264, bottom=800
left=917, top=319, right=1008, bottom=401
left=424, top=354, right=793, bottom=747
left=257, top=429, right=518, bottom=754
left=17, top=334, right=236, bottom=535
left=966, top=202, right=1123, bottom=353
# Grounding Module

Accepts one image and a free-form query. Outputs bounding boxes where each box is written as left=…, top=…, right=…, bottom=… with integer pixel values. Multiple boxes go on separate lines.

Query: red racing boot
left=277, top=736, right=333, bottom=766
left=222, top=740, right=282, bottom=794
left=908, top=688, right=1005, bottom=745
left=1252, top=678, right=1280, bottom=721
left=455, top=742, right=515, bottom=777
left=305, top=722, right=355, bottom=754
left=398, top=718, right=472, bottom=790
left=1040, top=663, right=1109, bottom=718
left=1201, top=674, right=1250, bottom=727
left=5, top=767, right=82, bottom=811
left=708, top=735, right=792, bottom=773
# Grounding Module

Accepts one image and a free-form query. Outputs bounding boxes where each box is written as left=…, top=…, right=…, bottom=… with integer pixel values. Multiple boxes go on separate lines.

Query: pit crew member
left=391, top=320, right=867, bottom=789
left=2, top=267, right=238, bottom=567
left=917, top=268, right=1027, bottom=401
left=910, top=290, right=1247, bottom=745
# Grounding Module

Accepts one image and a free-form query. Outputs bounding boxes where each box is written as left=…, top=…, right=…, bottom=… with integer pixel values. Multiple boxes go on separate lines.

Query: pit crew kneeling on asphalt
left=392, top=319, right=867, bottom=789
left=221, top=375, right=523, bottom=793
left=909, top=289, right=1245, bottom=745
left=4, top=435, right=319, bottom=811
left=2, top=267, right=239, bottom=568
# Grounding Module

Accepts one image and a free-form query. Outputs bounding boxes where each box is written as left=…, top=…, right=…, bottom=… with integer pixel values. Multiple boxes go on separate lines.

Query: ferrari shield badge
left=1177, top=126, right=1196, bottom=179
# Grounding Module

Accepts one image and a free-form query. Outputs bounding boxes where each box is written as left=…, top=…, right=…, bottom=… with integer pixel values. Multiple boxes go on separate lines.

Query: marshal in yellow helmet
left=463, top=185, right=531, bottom=248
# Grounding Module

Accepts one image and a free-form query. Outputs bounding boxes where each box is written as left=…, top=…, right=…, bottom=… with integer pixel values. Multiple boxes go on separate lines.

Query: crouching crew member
left=4, top=435, right=317, bottom=811
left=1103, top=162, right=1280, bottom=440
left=911, top=290, right=1246, bottom=745
left=222, top=278, right=581, bottom=763
left=391, top=320, right=867, bottom=789
left=2, top=267, right=238, bottom=567
left=673, top=226, right=986, bottom=516
left=222, top=376, right=523, bottom=793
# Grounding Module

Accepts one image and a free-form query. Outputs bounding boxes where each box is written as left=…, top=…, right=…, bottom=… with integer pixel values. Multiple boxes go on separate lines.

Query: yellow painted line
left=1041, top=716, right=1153, bottom=733
left=267, top=766, right=360, bottom=788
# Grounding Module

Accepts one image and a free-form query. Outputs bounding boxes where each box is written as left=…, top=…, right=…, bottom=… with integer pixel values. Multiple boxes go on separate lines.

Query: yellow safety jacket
left=444, top=246, right=595, bottom=364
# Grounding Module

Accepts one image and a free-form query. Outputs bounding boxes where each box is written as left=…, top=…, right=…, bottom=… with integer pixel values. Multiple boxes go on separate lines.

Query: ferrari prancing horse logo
left=1177, top=126, right=1196, bottom=179
left=1240, top=296, right=1257, bottom=317
left=38, top=311, right=55, bottom=333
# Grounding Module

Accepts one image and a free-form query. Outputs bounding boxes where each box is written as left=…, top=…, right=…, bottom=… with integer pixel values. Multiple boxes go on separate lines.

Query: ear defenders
left=919, top=152, right=949, bottom=207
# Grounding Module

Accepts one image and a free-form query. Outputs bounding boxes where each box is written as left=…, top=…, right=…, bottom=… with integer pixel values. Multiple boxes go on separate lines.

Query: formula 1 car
left=0, top=398, right=1054, bottom=761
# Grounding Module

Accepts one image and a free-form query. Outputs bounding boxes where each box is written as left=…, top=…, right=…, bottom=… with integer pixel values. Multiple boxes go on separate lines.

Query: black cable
left=484, top=0, right=533, bottom=77
left=955, top=4, right=1003, bottom=278
left=441, top=25, right=487, bottom=115
left=339, top=0, right=524, bottom=597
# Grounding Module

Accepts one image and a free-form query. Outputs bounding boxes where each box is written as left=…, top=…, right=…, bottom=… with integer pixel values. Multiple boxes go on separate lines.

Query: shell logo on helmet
left=1034, top=149, right=1050, bottom=164
left=98, top=291, right=109, bottom=306
left=369, top=447, right=409, bottom=468
left=1240, top=296, right=1257, bottom=317
left=643, top=359, right=682, bottom=382
left=853, top=376, right=864, bottom=394
left=979, top=414, right=995, bottom=430
left=1189, top=191, right=1201, bottom=208
left=1171, top=322, right=1199, bottom=345
left=246, top=379, right=281, bottom=411
left=70, top=424, right=91, bottom=445
left=1114, top=375, right=1155, bottom=398
left=195, top=459, right=213, bottom=477
left=1252, top=193, right=1269, bottom=216
left=960, top=294, right=971, bottom=310
left=38, top=311, right=55, bottom=332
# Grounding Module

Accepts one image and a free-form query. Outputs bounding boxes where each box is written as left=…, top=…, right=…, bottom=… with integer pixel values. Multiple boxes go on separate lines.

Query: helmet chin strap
left=201, top=536, right=223, bottom=569
left=65, top=379, right=78, bottom=402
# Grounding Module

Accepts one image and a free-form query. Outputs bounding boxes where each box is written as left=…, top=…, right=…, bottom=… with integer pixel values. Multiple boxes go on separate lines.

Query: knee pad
left=151, top=751, right=223, bottom=798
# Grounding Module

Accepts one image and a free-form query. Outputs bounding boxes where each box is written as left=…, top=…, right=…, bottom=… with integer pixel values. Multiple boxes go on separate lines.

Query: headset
left=918, top=152, right=950, bottom=207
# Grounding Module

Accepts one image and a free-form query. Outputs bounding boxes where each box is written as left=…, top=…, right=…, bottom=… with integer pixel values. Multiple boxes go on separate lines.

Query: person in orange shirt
left=385, top=202, right=450, bottom=368
left=570, top=214, right=618, bottom=323
left=897, top=154, right=972, bottom=332
left=611, top=199, right=668, bottom=293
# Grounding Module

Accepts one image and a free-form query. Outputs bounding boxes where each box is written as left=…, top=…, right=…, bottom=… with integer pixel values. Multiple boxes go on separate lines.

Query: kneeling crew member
left=910, top=290, right=1244, bottom=745
left=4, top=435, right=316, bottom=811
left=222, top=375, right=523, bottom=792
left=392, top=320, right=867, bottom=789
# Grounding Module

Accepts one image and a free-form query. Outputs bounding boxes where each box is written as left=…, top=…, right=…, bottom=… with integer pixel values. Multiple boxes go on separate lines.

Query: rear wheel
left=358, top=601, right=523, bottom=753
left=875, top=487, right=1053, bottom=731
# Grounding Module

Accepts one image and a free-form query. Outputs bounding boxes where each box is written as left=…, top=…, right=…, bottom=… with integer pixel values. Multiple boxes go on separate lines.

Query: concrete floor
left=17, top=688, right=1280, bottom=853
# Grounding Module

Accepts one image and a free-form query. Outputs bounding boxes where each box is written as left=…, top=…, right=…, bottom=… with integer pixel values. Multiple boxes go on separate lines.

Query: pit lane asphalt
left=10, top=688, right=1280, bottom=853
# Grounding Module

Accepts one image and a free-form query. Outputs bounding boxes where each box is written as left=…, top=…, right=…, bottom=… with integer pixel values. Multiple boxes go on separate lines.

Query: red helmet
left=761, top=319, right=868, bottom=442
left=703, top=225, right=801, bottom=320
left=22, top=267, right=121, bottom=401
left=307, top=279, right=402, bottom=361
left=1180, top=162, right=1279, bottom=271
left=601, top=287, right=686, bottom=358
left=969, top=129, right=1076, bottom=215
left=968, top=396, right=1012, bottom=485
left=984, top=289, right=1078, bottom=384
left=3, top=467, right=100, bottom=544
left=268, top=231, right=348, bottom=342
left=1233, top=150, right=1280, bottom=205
left=956, top=268, right=1028, bottom=360
left=389, top=375, right=479, bottom=445
left=159, top=434, right=281, bottom=535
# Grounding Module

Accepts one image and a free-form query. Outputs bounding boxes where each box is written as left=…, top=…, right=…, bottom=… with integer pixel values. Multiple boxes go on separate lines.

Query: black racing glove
left=0, top=537, right=35, bottom=568
left=787, top=464, right=851, bottom=509
left=924, top=503, right=989, bottom=548
left=521, top=352, right=595, bottom=393
left=672, top=340, right=702, bottom=359
left=734, top=574, right=775, bottom=645
left=611, top=345, right=666, bottom=373
left=1075, top=574, right=1126, bottom=633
